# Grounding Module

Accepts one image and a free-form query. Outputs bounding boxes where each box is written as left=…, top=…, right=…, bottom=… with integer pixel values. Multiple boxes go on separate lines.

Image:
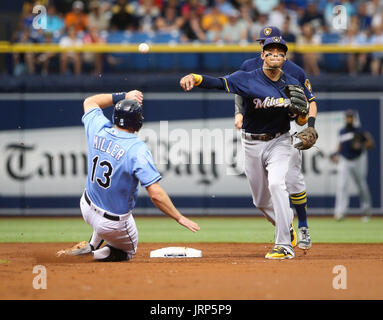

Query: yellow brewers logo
left=304, top=79, right=312, bottom=93
left=264, top=27, right=272, bottom=36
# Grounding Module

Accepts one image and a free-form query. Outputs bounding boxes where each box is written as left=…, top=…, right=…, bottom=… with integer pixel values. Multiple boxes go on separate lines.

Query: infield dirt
left=0, top=243, right=382, bottom=300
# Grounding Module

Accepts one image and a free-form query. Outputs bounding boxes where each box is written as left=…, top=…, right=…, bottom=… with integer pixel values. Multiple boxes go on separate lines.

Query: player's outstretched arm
left=180, top=73, right=225, bottom=92
left=83, top=90, right=143, bottom=113
left=146, top=182, right=200, bottom=233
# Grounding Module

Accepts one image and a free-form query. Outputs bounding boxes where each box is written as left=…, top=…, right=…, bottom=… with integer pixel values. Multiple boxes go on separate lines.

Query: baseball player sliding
left=57, top=91, right=199, bottom=261
left=234, top=26, right=318, bottom=250
left=180, top=37, right=318, bottom=259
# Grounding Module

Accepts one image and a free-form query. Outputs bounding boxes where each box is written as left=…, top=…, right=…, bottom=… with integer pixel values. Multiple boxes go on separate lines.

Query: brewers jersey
left=222, top=68, right=301, bottom=135
left=239, top=54, right=316, bottom=102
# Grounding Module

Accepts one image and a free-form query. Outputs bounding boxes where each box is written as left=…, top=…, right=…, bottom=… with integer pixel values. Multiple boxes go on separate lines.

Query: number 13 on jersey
left=91, top=156, right=114, bottom=189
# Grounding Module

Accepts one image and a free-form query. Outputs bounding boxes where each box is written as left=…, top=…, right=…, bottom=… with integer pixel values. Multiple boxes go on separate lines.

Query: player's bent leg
left=93, top=245, right=129, bottom=262
left=242, top=139, right=271, bottom=211
left=286, top=147, right=310, bottom=229
left=334, top=157, right=350, bottom=221
left=289, top=191, right=312, bottom=249
left=94, top=214, right=138, bottom=261
left=258, top=207, right=275, bottom=226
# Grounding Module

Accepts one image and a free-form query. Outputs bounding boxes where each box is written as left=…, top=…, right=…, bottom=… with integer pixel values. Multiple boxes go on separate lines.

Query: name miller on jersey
left=253, top=97, right=289, bottom=109
left=93, top=135, right=125, bottom=161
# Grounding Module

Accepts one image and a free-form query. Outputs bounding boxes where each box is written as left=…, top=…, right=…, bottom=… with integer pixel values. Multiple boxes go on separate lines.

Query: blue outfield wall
left=0, top=75, right=382, bottom=216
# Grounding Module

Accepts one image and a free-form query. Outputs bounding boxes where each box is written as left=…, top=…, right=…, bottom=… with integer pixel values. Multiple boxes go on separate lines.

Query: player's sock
left=89, top=232, right=104, bottom=251
left=290, top=191, right=308, bottom=228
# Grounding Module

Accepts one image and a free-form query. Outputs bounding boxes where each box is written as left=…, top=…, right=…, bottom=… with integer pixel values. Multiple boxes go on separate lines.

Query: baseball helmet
left=113, top=99, right=143, bottom=132
left=257, top=26, right=282, bottom=42
left=263, top=37, right=288, bottom=53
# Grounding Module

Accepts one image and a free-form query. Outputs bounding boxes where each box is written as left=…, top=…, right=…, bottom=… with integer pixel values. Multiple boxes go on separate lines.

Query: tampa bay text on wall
left=0, top=92, right=381, bottom=215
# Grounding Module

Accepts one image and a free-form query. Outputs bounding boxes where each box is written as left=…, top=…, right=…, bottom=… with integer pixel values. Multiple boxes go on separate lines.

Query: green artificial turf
left=0, top=216, right=382, bottom=243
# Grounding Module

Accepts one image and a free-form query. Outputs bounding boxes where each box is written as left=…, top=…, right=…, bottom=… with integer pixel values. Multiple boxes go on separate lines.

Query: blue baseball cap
left=257, top=26, right=282, bottom=41
left=263, top=36, right=288, bottom=52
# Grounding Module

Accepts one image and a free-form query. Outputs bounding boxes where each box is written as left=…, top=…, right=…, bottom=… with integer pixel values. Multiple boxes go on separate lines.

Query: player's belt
left=84, top=191, right=121, bottom=221
left=241, top=131, right=283, bottom=141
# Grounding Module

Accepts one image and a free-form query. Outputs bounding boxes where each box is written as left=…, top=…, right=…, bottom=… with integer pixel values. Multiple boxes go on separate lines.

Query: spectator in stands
left=366, top=0, right=383, bottom=17
left=83, top=26, right=105, bottom=75
left=238, top=3, right=256, bottom=28
left=215, top=0, right=235, bottom=16
left=180, top=8, right=206, bottom=42
left=181, top=0, right=206, bottom=19
left=16, top=0, right=43, bottom=42
left=299, top=0, right=325, bottom=32
left=252, top=0, right=280, bottom=15
left=88, top=1, right=111, bottom=31
left=268, top=3, right=286, bottom=30
left=372, top=7, right=383, bottom=30
left=338, top=0, right=357, bottom=17
left=250, top=13, right=267, bottom=42
left=297, top=22, right=321, bottom=75
left=220, top=9, right=248, bottom=43
left=238, top=4, right=256, bottom=38
left=370, top=24, right=383, bottom=75
left=110, top=0, right=138, bottom=31
left=201, top=6, right=228, bottom=42
left=162, top=0, right=182, bottom=16
left=341, top=20, right=369, bottom=75
left=59, top=26, right=83, bottom=75
left=136, top=0, right=161, bottom=32
left=65, top=1, right=89, bottom=32
left=282, top=15, right=297, bottom=43
left=357, top=2, right=373, bottom=31
left=12, top=29, right=35, bottom=75
left=45, top=4, right=65, bottom=36
left=35, top=32, right=58, bottom=75
left=156, top=6, right=184, bottom=32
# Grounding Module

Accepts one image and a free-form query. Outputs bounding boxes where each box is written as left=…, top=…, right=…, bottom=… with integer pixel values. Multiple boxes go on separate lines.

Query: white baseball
left=138, top=43, right=150, bottom=54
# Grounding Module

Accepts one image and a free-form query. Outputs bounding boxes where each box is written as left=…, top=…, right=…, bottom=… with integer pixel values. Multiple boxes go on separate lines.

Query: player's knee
left=268, top=179, right=285, bottom=194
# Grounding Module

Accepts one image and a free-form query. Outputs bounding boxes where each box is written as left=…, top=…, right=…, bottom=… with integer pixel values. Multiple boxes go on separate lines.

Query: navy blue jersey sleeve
left=284, top=60, right=316, bottom=102
left=221, top=71, right=251, bottom=97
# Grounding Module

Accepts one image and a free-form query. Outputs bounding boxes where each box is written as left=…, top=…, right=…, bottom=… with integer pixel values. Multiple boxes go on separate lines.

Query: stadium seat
left=106, top=31, right=133, bottom=71
left=151, top=32, right=181, bottom=70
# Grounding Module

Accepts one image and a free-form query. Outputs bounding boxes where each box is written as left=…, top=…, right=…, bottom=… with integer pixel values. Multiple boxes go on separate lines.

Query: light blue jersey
left=82, top=108, right=161, bottom=214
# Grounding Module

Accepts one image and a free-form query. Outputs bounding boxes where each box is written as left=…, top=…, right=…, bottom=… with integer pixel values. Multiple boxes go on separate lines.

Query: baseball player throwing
left=180, top=37, right=318, bottom=259
left=234, top=26, right=317, bottom=250
left=57, top=90, right=200, bottom=261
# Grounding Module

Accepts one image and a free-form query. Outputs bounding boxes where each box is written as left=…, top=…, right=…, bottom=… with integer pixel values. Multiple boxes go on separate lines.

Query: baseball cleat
left=290, top=223, right=297, bottom=248
left=265, top=246, right=295, bottom=260
left=56, top=241, right=94, bottom=257
left=298, top=227, right=312, bottom=250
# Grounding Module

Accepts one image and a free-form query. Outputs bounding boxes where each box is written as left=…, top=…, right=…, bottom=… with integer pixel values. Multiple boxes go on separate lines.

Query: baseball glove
left=284, top=85, right=309, bottom=116
left=294, top=127, right=318, bottom=150
left=351, top=132, right=364, bottom=152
